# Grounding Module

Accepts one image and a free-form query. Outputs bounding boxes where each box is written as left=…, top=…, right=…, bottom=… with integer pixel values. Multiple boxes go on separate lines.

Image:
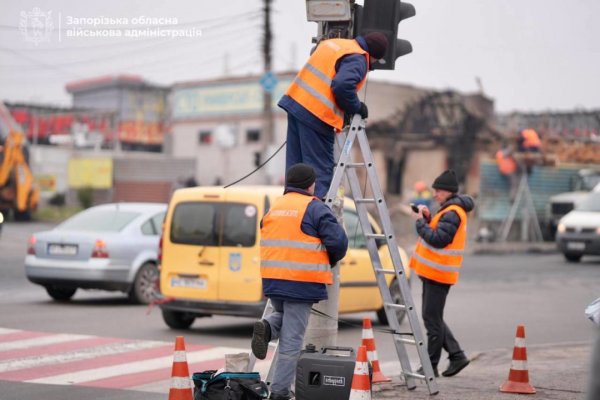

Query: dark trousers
left=420, top=276, right=465, bottom=368
left=285, top=114, right=335, bottom=199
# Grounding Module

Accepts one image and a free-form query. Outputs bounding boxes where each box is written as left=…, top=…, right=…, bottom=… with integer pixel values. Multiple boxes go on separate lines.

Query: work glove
left=359, top=102, right=368, bottom=119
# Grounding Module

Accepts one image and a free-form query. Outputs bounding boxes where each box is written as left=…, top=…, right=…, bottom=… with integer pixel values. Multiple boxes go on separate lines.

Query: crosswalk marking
left=0, top=333, right=91, bottom=351
left=0, top=327, right=264, bottom=394
left=28, top=346, right=243, bottom=385
left=0, top=339, right=165, bottom=373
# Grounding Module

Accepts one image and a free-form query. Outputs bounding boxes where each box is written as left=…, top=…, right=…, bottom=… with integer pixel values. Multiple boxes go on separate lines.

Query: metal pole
left=261, top=0, right=274, bottom=184
left=303, top=138, right=345, bottom=349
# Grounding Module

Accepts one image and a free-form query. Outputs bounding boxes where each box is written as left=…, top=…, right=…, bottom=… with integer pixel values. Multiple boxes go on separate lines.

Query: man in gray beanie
left=252, top=163, right=348, bottom=400
left=279, top=32, right=388, bottom=199
left=409, top=169, right=475, bottom=378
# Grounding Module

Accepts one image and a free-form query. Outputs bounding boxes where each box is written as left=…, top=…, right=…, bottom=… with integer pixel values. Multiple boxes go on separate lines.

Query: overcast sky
left=0, top=0, right=598, bottom=112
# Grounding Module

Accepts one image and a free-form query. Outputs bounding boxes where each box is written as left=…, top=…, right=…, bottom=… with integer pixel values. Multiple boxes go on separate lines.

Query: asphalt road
left=1, top=221, right=599, bottom=399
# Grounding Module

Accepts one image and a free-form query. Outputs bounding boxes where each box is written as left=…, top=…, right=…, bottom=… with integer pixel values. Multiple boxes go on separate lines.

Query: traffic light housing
left=358, top=0, right=415, bottom=70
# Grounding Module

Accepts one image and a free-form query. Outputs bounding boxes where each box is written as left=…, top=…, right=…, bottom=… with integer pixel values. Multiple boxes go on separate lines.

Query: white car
left=25, top=203, right=166, bottom=303
left=556, top=192, right=600, bottom=262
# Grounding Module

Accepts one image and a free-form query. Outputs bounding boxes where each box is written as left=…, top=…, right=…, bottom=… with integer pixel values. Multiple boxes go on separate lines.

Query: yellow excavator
left=0, top=102, right=39, bottom=221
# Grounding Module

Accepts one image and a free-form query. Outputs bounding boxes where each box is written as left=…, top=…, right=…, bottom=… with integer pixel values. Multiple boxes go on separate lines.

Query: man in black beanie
left=252, top=163, right=348, bottom=400
left=409, top=169, right=475, bottom=378
left=279, top=32, right=388, bottom=199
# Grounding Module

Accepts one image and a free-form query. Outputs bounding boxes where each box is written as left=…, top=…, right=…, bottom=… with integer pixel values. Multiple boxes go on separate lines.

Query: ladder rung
left=346, top=162, right=365, bottom=168
left=374, top=268, right=396, bottom=274
left=354, top=198, right=376, bottom=204
left=385, top=302, right=407, bottom=311
left=395, top=336, right=418, bottom=346
left=365, top=233, right=386, bottom=239
left=403, top=371, right=428, bottom=381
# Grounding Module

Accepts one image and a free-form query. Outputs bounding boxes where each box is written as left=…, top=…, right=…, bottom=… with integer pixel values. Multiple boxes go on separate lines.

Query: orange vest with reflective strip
left=521, top=129, right=541, bottom=148
left=409, top=205, right=467, bottom=285
left=495, top=150, right=518, bottom=175
left=260, top=192, right=332, bottom=284
left=285, top=39, right=368, bottom=131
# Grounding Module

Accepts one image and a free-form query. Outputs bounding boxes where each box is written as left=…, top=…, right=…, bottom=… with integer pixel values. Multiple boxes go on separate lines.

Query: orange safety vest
left=260, top=192, right=332, bottom=284
left=521, top=129, right=541, bottom=149
left=285, top=39, right=369, bottom=131
left=409, top=205, right=467, bottom=285
left=495, top=150, right=518, bottom=175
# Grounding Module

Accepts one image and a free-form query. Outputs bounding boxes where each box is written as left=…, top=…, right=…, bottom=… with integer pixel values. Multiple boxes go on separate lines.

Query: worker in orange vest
left=251, top=163, right=348, bottom=400
left=409, top=169, right=474, bottom=378
left=518, top=128, right=541, bottom=152
left=278, top=32, right=388, bottom=198
left=495, top=142, right=519, bottom=200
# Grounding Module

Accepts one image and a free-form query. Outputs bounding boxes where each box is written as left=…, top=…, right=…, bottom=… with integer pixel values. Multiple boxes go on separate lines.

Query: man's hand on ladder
left=359, top=102, right=368, bottom=119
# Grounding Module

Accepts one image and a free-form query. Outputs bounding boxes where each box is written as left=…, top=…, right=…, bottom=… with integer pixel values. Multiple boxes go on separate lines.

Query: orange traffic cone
left=168, top=336, right=193, bottom=400
left=500, top=325, right=536, bottom=394
left=361, top=317, right=391, bottom=383
left=349, top=345, right=372, bottom=400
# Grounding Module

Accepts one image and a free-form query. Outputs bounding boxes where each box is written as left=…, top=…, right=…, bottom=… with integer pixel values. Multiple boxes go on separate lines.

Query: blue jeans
left=285, top=114, right=335, bottom=199
left=265, top=299, right=313, bottom=397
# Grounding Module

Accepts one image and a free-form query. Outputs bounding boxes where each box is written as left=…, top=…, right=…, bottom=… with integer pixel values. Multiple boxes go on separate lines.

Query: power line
left=0, top=10, right=262, bottom=52
left=0, top=10, right=261, bottom=33
left=0, top=21, right=261, bottom=71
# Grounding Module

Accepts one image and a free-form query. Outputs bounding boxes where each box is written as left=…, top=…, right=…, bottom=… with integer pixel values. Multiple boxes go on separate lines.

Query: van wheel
left=45, top=286, right=76, bottom=301
left=377, top=279, right=406, bottom=326
left=129, top=262, right=158, bottom=304
left=162, top=309, right=195, bottom=330
left=564, top=253, right=582, bottom=262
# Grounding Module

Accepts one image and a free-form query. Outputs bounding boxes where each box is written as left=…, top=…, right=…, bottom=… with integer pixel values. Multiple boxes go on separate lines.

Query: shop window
left=246, top=129, right=261, bottom=143
left=198, top=131, right=212, bottom=145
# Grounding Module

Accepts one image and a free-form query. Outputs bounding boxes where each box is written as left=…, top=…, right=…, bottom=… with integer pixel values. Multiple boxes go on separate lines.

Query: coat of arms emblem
left=20, top=7, right=54, bottom=46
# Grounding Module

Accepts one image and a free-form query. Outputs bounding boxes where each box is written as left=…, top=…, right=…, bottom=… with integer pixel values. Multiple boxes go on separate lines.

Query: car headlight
left=557, top=223, right=566, bottom=233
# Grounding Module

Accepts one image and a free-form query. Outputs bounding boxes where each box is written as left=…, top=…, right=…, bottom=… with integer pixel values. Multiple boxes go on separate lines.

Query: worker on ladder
left=251, top=163, right=348, bottom=400
left=409, top=169, right=474, bottom=378
left=495, top=141, right=519, bottom=200
left=277, top=32, right=389, bottom=198
left=517, top=128, right=542, bottom=175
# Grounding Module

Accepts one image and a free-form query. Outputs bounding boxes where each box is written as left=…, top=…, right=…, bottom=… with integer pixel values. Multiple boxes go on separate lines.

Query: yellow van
left=158, top=185, right=411, bottom=330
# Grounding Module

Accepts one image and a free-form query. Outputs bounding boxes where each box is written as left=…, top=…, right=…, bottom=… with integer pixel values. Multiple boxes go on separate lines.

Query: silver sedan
left=25, top=202, right=166, bottom=303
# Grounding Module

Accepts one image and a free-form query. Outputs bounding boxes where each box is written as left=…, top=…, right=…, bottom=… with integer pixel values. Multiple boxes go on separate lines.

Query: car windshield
left=582, top=174, right=600, bottom=191
left=56, top=208, right=140, bottom=232
left=576, top=193, right=600, bottom=212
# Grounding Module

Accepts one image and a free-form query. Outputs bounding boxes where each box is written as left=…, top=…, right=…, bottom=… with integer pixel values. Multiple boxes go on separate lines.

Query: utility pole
left=261, top=0, right=275, bottom=184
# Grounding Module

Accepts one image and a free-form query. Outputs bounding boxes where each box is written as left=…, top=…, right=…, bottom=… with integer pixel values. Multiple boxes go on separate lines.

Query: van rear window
left=170, top=202, right=257, bottom=247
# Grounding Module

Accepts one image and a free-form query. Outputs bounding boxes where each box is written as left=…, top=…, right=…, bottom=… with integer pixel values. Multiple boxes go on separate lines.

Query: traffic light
left=358, top=0, right=415, bottom=70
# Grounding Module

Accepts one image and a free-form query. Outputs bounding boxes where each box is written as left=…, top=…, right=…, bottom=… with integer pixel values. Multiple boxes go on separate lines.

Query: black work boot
left=442, top=358, right=470, bottom=377
left=251, top=319, right=271, bottom=360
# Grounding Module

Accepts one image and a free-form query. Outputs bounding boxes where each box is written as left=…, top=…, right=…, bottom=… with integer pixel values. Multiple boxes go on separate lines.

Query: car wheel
left=377, top=279, right=407, bottom=326
left=564, top=252, right=583, bottom=262
left=45, top=286, right=76, bottom=301
left=129, top=262, right=159, bottom=304
left=162, top=309, right=195, bottom=330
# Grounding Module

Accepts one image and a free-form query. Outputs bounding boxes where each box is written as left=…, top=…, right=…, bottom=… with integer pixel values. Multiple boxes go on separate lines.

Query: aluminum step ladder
left=248, top=115, right=438, bottom=395
left=499, top=173, right=544, bottom=242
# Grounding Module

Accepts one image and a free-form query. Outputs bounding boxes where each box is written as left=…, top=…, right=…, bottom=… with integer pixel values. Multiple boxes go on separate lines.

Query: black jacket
left=416, top=194, right=475, bottom=249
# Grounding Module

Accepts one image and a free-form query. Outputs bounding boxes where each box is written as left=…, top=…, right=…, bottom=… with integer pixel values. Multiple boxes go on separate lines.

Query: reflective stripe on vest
left=285, top=39, right=368, bottom=131
left=409, top=204, right=468, bottom=285
left=260, top=193, right=332, bottom=284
